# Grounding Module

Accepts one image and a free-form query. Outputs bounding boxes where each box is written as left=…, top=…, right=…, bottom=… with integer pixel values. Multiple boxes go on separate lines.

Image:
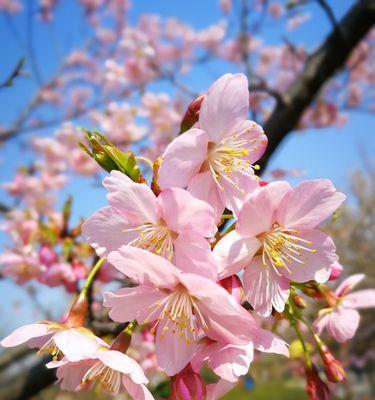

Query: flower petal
left=342, top=289, right=375, bottom=309
left=82, top=207, right=137, bottom=257
left=278, top=229, right=336, bottom=284
left=173, top=234, right=218, bottom=280
left=277, top=179, right=346, bottom=229
left=237, top=181, right=291, bottom=237
left=180, top=273, right=257, bottom=344
left=213, top=230, right=261, bottom=279
left=326, top=307, right=360, bottom=343
left=122, top=375, right=155, bottom=400
left=104, top=170, right=158, bottom=225
left=335, top=274, right=365, bottom=296
left=1, top=323, right=49, bottom=347
left=104, top=286, right=168, bottom=324
left=155, top=318, right=197, bottom=376
left=158, top=188, right=216, bottom=238
left=199, top=73, right=249, bottom=142
left=107, top=246, right=180, bottom=288
left=158, top=128, right=208, bottom=189
left=97, top=350, right=148, bottom=385
left=188, top=171, right=225, bottom=220
left=252, top=328, right=289, bottom=357
left=243, top=258, right=290, bottom=317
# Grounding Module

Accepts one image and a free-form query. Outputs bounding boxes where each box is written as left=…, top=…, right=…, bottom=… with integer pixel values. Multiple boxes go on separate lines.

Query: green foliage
left=80, top=129, right=141, bottom=181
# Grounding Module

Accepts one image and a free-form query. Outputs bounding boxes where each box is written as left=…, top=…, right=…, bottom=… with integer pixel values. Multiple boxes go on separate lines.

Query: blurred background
left=0, top=0, right=374, bottom=399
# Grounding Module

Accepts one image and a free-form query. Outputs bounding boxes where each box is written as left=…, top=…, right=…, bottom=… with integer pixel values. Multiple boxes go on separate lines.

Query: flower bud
left=292, top=294, right=307, bottom=309
left=180, top=95, right=205, bottom=134
left=305, top=364, right=329, bottom=400
left=318, top=343, right=346, bottom=383
left=80, top=130, right=144, bottom=182
left=170, top=364, right=206, bottom=400
left=328, top=261, right=343, bottom=281
left=39, top=244, right=57, bottom=266
left=219, top=275, right=243, bottom=304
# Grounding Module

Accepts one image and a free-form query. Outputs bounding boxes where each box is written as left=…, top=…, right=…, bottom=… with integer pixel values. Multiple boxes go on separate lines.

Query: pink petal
left=173, top=234, right=218, bottom=280
left=243, top=258, right=290, bottom=317
left=199, top=73, right=249, bottom=142
left=335, top=274, right=365, bottom=296
left=103, top=286, right=167, bottom=324
left=343, top=289, right=375, bottom=309
left=180, top=273, right=257, bottom=345
left=204, top=342, right=253, bottom=382
left=206, top=379, right=236, bottom=400
left=237, top=181, right=291, bottom=237
left=252, top=328, right=289, bottom=357
left=213, top=230, right=261, bottom=279
left=122, top=375, right=155, bottom=400
left=218, top=169, right=260, bottom=216
left=326, top=307, right=360, bottom=343
left=230, top=120, right=268, bottom=164
left=54, top=329, right=105, bottom=362
left=158, top=188, right=216, bottom=238
left=313, top=312, right=330, bottom=336
left=188, top=171, right=225, bottom=221
left=97, top=350, right=148, bottom=385
left=103, top=170, right=158, bottom=225
left=155, top=318, right=197, bottom=376
left=1, top=323, right=49, bottom=347
left=107, top=246, right=180, bottom=288
left=158, top=128, right=208, bottom=189
left=277, top=179, right=346, bottom=229
left=55, top=360, right=93, bottom=391
left=279, top=229, right=336, bottom=284
left=82, top=207, right=137, bottom=257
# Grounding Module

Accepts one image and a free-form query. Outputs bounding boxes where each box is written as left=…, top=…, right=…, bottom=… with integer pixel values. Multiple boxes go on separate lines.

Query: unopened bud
left=305, top=364, right=329, bottom=400
left=328, top=261, right=343, bottom=281
left=80, top=130, right=143, bottom=182
left=219, top=275, right=243, bottom=304
left=259, top=179, right=268, bottom=187
left=170, top=364, right=206, bottom=400
left=180, top=95, right=205, bottom=134
left=318, top=343, right=346, bottom=383
left=292, top=294, right=307, bottom=309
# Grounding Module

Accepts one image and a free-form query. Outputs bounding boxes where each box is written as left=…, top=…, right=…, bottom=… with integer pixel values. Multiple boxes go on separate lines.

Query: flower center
left=259, top=223, right=316, bottom=274
left=123, top=220, right=176, bottom=260
left=83, top=360, right=122, bottom=394
left=145, top=286, right=207, bottom=345
left=207, top=127, right=263, bottom=191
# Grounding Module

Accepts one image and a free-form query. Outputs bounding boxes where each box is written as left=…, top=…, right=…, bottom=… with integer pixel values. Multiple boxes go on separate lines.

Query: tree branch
left=258, top=0, right=375, bottom=172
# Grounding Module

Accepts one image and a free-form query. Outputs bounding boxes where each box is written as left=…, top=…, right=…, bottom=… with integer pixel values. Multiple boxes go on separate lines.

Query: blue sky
left=0, top=0, right=374, bottom=334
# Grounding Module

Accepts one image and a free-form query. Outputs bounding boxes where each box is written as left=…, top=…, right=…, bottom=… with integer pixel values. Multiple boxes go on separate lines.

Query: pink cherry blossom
left=157, top=73, right=268, bottom=218
left=82, top=170, right=217, bottom=278
left=103, top=245, right=259, bottom=376
left=1, top=322, right=106, bottom=362
left=47, top=348, right=153, bottom=398
left=214, top=179, right=345, bottom=316
left=314, top=274, right=375, bottom=343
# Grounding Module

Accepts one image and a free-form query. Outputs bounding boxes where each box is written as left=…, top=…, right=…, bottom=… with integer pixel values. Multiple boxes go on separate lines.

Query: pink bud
left=219, top=275, right=243, bottom=304
left=319, top=344, right=346, bottom=383
left=328, top=261, right=343, bottom=281
left=180, top=95, right=205, bottom=134
left=170, top=364, right=206, bottom=400
left=306, top=365, right=330, bottom=400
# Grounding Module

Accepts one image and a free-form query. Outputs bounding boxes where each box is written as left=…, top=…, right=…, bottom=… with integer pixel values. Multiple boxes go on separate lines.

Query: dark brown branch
left=316, top=0, right=338, bottom=29
left=258, top=0, right=375, bottom=172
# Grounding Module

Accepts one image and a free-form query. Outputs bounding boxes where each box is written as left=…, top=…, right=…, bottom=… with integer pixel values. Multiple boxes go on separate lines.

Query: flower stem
left=80, top=257, right=105, bottom=298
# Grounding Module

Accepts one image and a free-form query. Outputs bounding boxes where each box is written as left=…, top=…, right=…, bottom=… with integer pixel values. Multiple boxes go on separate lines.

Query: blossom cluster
left=2, top=73, right=375, bottom=400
